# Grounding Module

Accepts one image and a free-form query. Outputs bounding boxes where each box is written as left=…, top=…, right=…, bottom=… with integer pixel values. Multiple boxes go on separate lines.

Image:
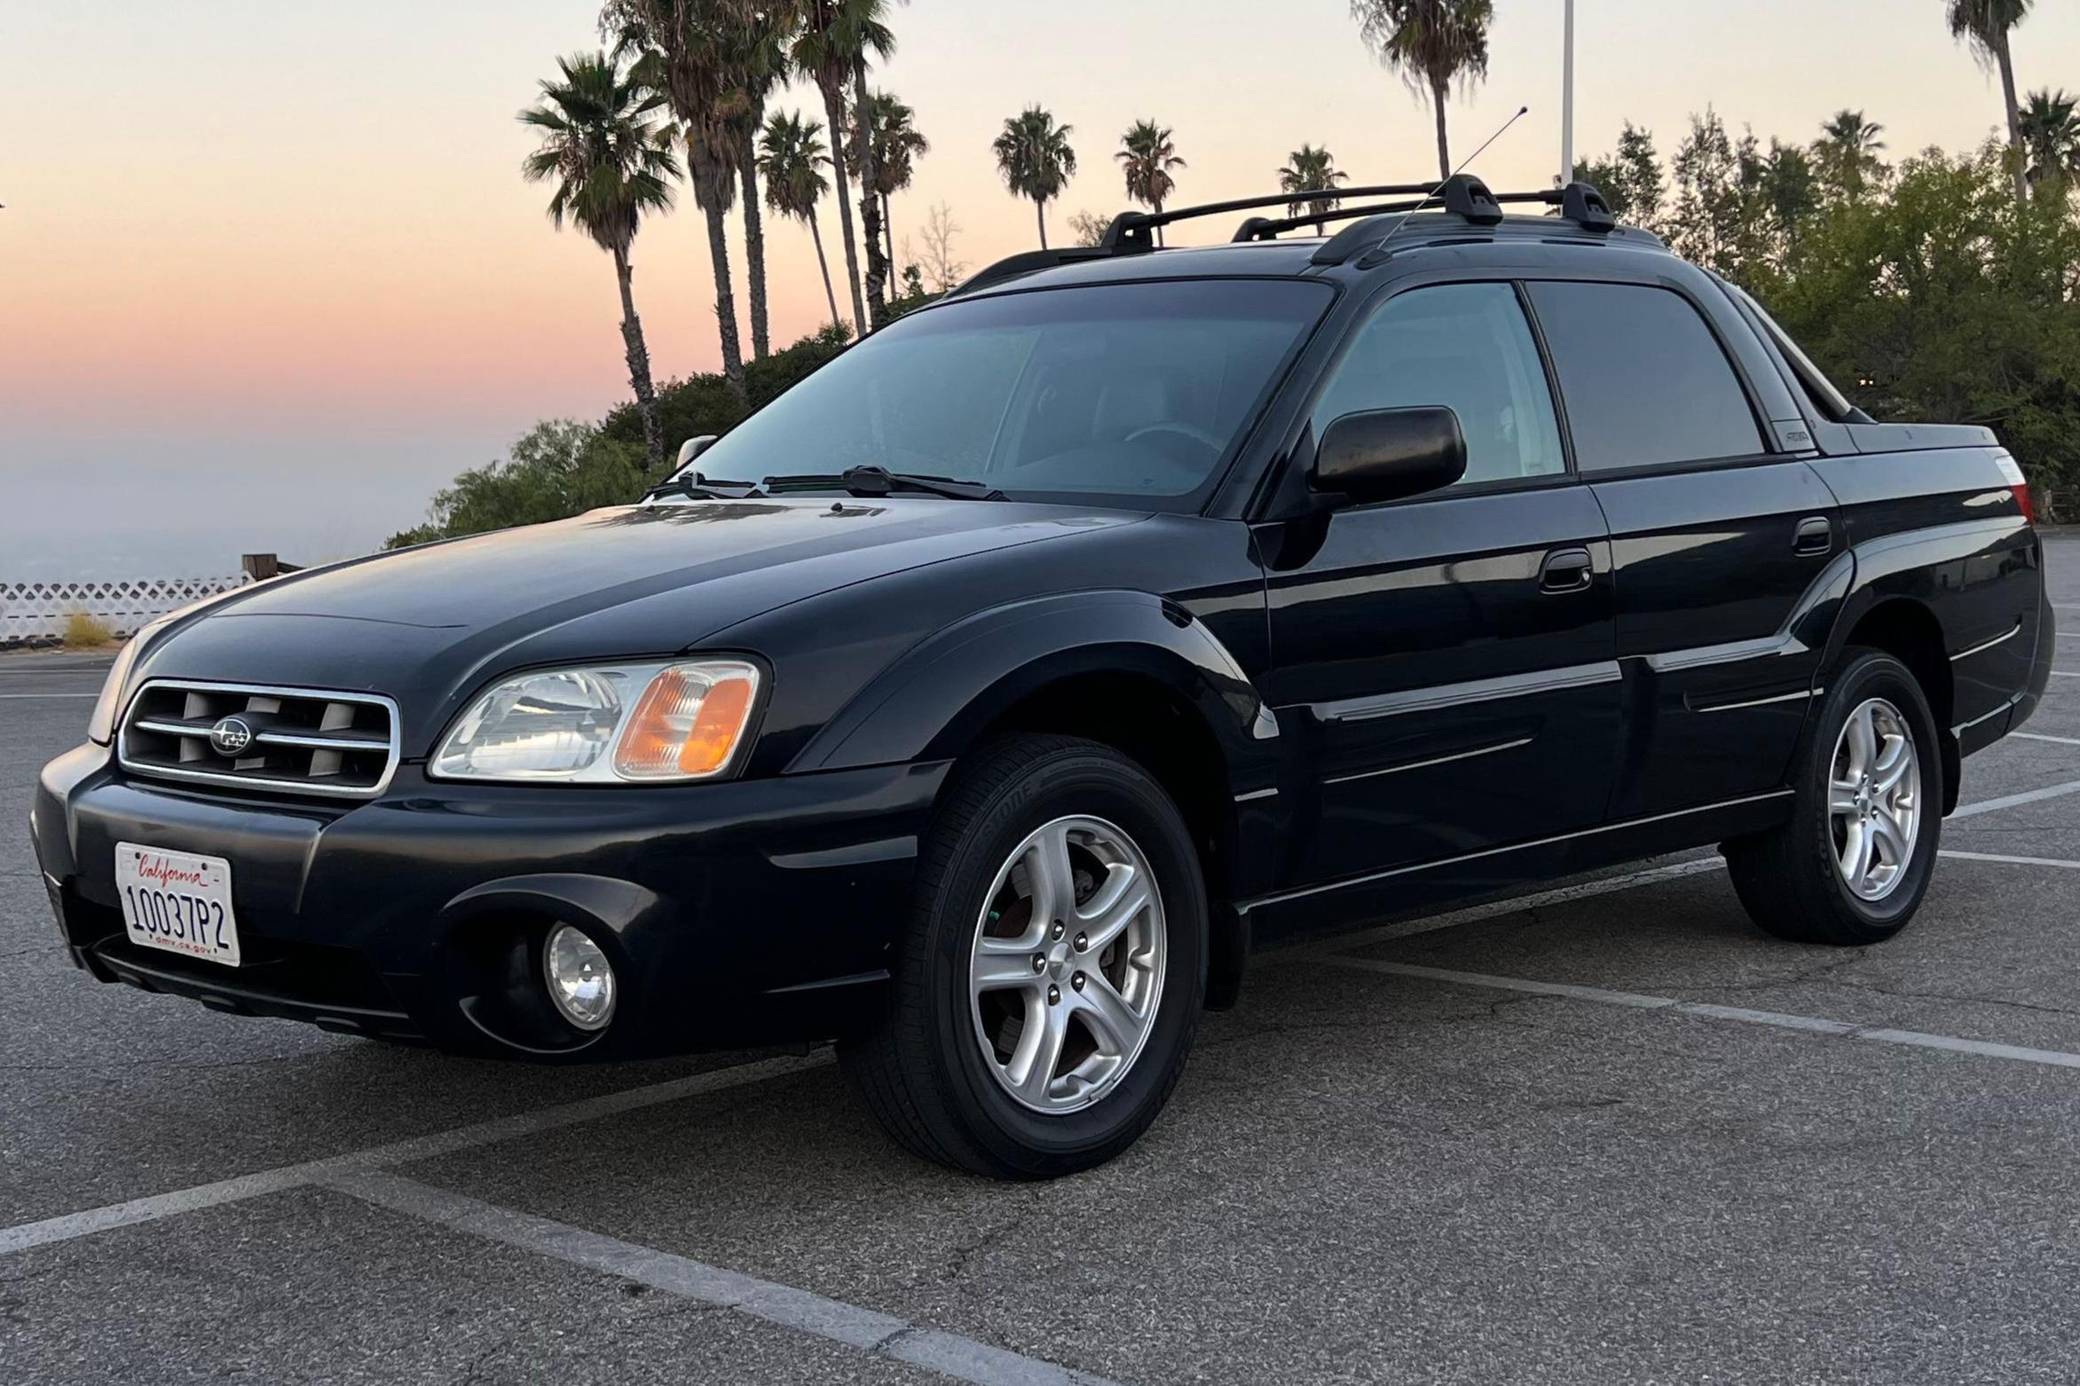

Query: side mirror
left=1309, top=407, right=1467, bottom=507
left=673, top=435, right=718, bottom=475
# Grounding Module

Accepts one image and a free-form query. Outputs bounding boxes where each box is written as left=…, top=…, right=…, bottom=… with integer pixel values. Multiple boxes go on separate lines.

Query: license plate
left=115, top=843, right=241, bottom=967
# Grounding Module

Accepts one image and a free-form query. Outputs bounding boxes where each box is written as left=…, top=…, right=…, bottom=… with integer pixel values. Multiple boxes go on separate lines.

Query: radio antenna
left=1371, top=104, right=1530, bottom=251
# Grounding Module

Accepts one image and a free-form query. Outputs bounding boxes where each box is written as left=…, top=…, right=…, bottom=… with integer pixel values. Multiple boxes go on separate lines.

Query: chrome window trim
left=1312, top=660, right=1621, bottom=724
left=1322, top=735, right=1535, bottom=786
left=117, top=679, right=403, bottom=799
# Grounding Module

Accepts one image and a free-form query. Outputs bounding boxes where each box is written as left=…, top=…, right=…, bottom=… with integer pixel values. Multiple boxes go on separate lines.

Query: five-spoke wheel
left=968, top=816, right=1166, bottom=1113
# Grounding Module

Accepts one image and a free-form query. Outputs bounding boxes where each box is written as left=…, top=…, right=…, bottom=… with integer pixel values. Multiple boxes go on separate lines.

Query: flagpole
left=1560, top=0, right=1576, bottom=185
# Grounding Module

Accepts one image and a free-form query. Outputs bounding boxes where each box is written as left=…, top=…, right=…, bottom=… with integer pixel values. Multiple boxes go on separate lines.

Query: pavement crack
left=943, top=1195, right=1042, bottom=1282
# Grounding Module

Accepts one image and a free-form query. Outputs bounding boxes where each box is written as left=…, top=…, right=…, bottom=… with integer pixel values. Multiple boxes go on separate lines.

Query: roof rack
left=947, top=175, right=1619, bottom=296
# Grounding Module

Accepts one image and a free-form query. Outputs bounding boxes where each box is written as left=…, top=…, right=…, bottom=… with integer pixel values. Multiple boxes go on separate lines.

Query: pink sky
left=3, top=0, right=2075, bottom=570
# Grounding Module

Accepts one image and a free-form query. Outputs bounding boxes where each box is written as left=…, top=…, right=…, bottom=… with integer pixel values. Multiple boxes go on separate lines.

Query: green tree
left=1813, top=109, right=1888, bottom=203
left=994, top=105, right=1077, bottom=249
left=2018, top=89, right=2080, bottom=187
left=1766, top=143, right=2080, bottom=510
left=1945, top=0, right=2033, bottom=200
left=1350, top=0, right=1493, bottom=179
left=517, top=51, right=679, bottom=469
left=760, top=109, right=843, bottom=329
left=1760, top=138, right=1822, bottom=257
left=1279, top=145, right=1348, bottom=234
left=791, top=0, right=893, bottom=333
left=1068, top=209, right=1111, bottom=247
left=851, top=90, right=929, bottom=277
left=1117, top=120, right=1186, bottom=238
left=385, top=421, right=652, bottom=548
left=1572, top=121, right=1665, bottom=229
left=1669, top=109, right=1776, bottom=280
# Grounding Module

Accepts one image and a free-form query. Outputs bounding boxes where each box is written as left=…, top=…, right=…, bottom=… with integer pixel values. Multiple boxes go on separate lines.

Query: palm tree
left=1812, top=109, right=1886, bottom=202
left=1279, top=145, right=1348, bottom=234
left=791, top=1, right=893, bottom=333
left=606, top=0, right=755, bottom=399
left=1117, top=120, right=1186, bottom=243
left=519, top=52, right=678, bottom=469
left=847, top=1, right=904, bottom=329
left=994, top=105, right=1077, bottom=249
left=1946, top=0, right=2033, bottom=200
left=2017, top=88, right=2080, bottom=188
left=760, top=109, right=844, bottom=329
left=850, top=91, right=928, bottom=278
left=730, top=6, right=795, bottom=361
left=1350, top=0, right=1493, bottom=179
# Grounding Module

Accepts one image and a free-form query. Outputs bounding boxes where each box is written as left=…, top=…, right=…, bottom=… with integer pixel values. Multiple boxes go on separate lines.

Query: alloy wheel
left=1828, top=696, right=1922, bottom=902
left=967, top=815, right=1167, bottom=1114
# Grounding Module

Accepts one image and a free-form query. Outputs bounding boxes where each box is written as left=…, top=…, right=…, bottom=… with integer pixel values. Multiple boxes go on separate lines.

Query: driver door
left=1259, top=281, right=1621, bottom=887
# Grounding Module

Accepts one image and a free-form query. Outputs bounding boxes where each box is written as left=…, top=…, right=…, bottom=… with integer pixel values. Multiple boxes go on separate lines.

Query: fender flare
left=787, top=589, right=1279, bottom=783
left=787, top=590, right=1280, bottom=1011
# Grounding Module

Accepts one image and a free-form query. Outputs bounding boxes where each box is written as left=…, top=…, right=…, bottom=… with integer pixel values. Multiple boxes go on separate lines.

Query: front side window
left=1309, top=282, right=1566, bottom=488
left=692, top=279, right=1332, bottom=508
left=1528, top=281, right=1765, bottom=471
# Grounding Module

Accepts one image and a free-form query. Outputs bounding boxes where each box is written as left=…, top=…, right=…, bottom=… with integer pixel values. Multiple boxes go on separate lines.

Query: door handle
left=1539, top=547, right=1595, bottom=594
left=1794, top=516, right=1833, bottom=556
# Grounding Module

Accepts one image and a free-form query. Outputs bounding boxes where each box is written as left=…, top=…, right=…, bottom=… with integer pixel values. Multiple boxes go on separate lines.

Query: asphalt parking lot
left=5, top=538, right=2080, bottom=1385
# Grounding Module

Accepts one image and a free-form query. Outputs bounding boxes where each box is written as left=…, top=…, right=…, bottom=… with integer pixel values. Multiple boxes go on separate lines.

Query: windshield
left=694, top=279, right=1332, bottom=508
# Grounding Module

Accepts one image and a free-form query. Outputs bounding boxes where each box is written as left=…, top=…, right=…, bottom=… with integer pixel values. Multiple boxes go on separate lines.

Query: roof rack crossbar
left=1101, top=183, right=1441, bottom=252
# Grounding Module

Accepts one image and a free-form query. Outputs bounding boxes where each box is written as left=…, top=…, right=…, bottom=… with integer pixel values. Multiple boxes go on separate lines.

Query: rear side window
left=1528, top=282, right=1765, bottom=471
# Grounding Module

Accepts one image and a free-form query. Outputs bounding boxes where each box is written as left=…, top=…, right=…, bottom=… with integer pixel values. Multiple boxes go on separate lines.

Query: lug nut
left=1051, top=921, right=1064, bottom=940
left=1032, top=955, right=1047, bottom=974
left=1047, top=985, right=1060, bottom=1005
left=1071, top=972, right=1086, bottom=993
left=1073, top=932, right=1087, bottom=952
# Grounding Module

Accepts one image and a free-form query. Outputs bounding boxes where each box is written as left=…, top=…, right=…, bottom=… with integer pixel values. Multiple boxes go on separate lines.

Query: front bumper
left=31, top=744, right=947, bottom=1059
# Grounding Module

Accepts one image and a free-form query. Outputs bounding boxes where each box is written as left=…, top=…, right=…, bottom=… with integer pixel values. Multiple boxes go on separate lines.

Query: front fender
left=787, top=589, right=1279, bottom=786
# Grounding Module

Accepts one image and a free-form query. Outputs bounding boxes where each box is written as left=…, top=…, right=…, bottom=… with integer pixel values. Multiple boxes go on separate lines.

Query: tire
left=839, top=733, right=1207, bottom=1179
left=1725, top=650, right=1944, bottom=945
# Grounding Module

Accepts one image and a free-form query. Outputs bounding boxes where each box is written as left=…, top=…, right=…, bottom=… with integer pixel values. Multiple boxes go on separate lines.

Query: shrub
left=63, top=612, right=115, bottom=648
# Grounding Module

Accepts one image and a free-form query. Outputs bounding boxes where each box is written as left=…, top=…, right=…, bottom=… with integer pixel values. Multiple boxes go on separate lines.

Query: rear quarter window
left=1528, top=282, right=1765, bottom=472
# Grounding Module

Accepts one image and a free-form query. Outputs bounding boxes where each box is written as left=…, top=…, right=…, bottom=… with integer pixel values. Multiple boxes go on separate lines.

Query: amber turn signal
left=613, top=662, right=760, bottom=780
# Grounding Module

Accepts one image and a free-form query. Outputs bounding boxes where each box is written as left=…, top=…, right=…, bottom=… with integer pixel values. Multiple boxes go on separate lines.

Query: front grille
left=118, top=679, right=401, bottom=798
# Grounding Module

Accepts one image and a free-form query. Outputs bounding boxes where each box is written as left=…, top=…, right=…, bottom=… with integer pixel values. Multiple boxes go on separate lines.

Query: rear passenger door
left=1260, top=281, right=1620, bottom=885
left=1524, top=278, right=1841, bottom=822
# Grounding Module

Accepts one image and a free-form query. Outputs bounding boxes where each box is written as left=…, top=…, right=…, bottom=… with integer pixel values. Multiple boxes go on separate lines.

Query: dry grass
left=62, top=611, right=116, bottom=648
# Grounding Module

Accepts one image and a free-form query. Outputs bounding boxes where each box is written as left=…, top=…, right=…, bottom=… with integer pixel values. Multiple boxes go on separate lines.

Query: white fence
left=0, top=576, right=250, bottom=648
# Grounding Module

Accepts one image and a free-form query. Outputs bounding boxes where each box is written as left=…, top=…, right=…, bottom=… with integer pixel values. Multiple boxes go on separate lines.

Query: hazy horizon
left=5, top=0, right=2074, bottom=578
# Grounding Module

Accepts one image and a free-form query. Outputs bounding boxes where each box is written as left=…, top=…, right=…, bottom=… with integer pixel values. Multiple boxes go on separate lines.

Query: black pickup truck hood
left=132, top=499, right=1141, bottom=747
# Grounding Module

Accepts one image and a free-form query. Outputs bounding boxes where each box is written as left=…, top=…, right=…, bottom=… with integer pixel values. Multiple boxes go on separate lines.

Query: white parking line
left=1943, top=850, right=2080, bottom=870
left=2049, top=671, right=2080, bottom=678
left=0, top=692, right=96, bottom=699
left=0, top=1052, right=830, bottom=1257
left=2014, top=732, right=2080, bottom=747
left=327, top=1170, right=1125, bottom=1386
left=1951, top=778, right=2080, bottom=819
left=1326, top=958, right=2080, bottom=1072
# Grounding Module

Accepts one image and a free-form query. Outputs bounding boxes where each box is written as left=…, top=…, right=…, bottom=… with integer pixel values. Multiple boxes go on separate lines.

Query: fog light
left=542, top=924, right=615, bottom=1031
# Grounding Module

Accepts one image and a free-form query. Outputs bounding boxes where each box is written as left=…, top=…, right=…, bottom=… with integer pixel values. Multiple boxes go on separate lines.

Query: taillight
left=1995, top=453, right=2034, bottom=525
left=2014, top=483, right=2036, bottom=526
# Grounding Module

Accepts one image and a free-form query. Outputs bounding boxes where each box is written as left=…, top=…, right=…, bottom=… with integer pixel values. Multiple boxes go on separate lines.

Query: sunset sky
left=4, top=0, right=2076, bottom=575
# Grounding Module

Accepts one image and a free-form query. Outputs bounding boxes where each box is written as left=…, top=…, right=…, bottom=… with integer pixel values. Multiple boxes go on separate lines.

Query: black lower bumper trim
left=94, top=946, right=424, bottom=1042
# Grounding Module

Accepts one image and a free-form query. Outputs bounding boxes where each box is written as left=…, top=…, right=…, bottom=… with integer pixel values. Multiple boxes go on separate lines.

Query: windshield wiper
left=767, top=466, right=1005, bottom=501
left=642, top=472, right=766, bottom=502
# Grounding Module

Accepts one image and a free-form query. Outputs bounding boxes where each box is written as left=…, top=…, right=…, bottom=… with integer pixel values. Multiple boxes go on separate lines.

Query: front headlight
left=87, top=619, right=163, bottom=745
left=430, top=660, right=761, bottom=783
